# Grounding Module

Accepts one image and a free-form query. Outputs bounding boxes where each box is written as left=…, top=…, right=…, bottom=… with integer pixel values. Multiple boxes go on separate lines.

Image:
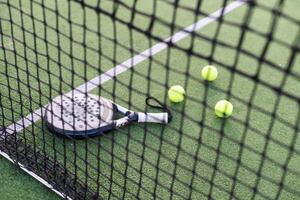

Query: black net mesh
left=0, top=0, right=300, bottom=199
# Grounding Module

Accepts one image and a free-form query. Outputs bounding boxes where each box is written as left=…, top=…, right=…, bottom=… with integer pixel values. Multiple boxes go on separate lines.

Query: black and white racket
left=44, top=93, right=171, bottom=138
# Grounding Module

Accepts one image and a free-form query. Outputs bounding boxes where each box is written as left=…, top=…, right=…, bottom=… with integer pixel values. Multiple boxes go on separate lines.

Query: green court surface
left=0, top=156, right=58, bottom=200
left=0, top=0, right=300, bottom=199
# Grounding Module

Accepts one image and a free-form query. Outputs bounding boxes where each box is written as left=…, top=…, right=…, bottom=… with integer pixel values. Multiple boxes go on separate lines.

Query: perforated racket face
left=45, top=93, right=114, bottom=132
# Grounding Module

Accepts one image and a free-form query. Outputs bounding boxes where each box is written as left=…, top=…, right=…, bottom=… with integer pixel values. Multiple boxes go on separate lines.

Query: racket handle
left=137, top=112, right=170, bottom=124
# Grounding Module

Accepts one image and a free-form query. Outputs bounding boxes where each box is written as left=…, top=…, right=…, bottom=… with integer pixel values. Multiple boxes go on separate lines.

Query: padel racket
left=44, top=93, right=171, bottom=138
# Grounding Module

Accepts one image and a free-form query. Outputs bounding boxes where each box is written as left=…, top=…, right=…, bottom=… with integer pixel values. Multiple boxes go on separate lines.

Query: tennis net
left=0, top=0, right=299, bottom=199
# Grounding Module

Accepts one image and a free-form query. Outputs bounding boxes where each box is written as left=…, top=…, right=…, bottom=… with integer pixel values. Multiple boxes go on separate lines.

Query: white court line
left=0, top=150, right=72, bottom=200
left=0, top=0, right=246, bottom=137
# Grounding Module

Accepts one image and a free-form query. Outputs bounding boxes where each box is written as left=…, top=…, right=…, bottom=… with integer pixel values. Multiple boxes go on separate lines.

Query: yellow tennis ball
left=201, top=65, right=218, bottom=81
left=215, top=100, right=233, bottom=118
left=168, top=85, right=185, bottom=103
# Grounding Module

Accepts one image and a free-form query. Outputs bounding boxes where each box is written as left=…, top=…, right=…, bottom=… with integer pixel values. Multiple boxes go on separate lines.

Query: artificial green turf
left=0, top=0, right=300, bottom=199
left=0, top=157, right=59, bottom=200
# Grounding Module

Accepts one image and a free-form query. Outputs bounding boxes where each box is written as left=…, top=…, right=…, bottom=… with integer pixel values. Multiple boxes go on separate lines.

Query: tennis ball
left=201, top=65, right=218, bottom=81
left=168, top=85, right=185, bottom=103
left=215, top=100, right=233, bottom=118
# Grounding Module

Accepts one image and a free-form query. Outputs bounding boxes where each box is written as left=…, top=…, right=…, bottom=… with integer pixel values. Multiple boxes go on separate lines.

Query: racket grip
left=137, top=112, right=170, bottom=124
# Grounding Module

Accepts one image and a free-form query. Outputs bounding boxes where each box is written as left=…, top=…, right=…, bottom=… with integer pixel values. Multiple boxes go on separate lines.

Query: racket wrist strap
left=145, top=97, right=172, bottom=123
